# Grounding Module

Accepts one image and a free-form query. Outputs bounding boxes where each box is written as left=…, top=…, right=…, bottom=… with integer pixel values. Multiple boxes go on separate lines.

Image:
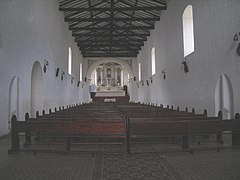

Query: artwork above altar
left=90, top=62, right=130, bottom=97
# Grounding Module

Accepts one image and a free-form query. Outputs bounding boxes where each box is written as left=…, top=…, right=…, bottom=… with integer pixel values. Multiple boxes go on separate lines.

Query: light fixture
left=56, top=68, right=60, bottom=77
left=182, top=59, right=189, bottom=73
left=150, top=77, right=153, bottom=83
left=61, top=70, right=65, bottom=81
left=162, top=69, right=166, bottom=79
left=77, top=81, right=80, bottom=87
left=233, top=32, right=240, bottom=56
left=233, top=33, right=239, bottom=41
left=146, top=80, right=149, bottom=86
left=43, top=60, right=49, bottom=73
left=71, top=77, right=74, bottom=84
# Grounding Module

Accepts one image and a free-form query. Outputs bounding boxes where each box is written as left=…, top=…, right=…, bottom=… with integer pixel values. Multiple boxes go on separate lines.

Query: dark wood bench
left=128, top=118, right=240, bottom=154
left=8, top=115, right=127, bottom=155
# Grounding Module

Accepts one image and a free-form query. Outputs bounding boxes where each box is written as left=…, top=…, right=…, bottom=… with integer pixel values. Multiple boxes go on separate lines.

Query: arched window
left=68, top=47, right=72, bottom=75
left=138, top=63, right=141, bottom=81
left=79, top=63, right=82, bottom=81
left=151, top=47, right=156, bottom=75
left=182, top=5, right=195, bottom=57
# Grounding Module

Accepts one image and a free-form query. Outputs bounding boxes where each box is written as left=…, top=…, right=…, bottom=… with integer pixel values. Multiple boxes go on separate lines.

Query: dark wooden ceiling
left=58, top=0, right=167, bottom=57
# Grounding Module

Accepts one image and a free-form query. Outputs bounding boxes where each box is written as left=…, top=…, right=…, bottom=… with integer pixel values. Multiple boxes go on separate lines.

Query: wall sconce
left=71, top=77, right=74, bottom=84
left=162, top=69, right=166, bottom=79
left=61, top=70, right=65, bottom=81
left=150, top=77, right=153, bottom=83
left=77, top=81, right=80, bottom=87
left=182, top=59, right=189, bottom=73
left=146, top=80, right=149, bottom=86
left=56, top=68, right=60, bottom=77
left=43, top=60, right=49, bottom=73
left=233, top=32, right=240, bottom=56
left=233, top=33, right=239, bottom=41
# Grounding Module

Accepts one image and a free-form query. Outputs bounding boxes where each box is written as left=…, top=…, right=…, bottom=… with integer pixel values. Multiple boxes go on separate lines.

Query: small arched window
left=138, top=63, right=141, bottom=81
left=151, top=47, right=156, bottom=75
left=79, top=63, right=82, bottom=81
left=182, top=5, right=195, bottom=57
left=68, top=47, right=72, bottom=75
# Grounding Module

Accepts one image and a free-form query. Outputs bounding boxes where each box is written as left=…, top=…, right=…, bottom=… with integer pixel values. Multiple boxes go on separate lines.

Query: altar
left=95, top=86, right=125, bottom=97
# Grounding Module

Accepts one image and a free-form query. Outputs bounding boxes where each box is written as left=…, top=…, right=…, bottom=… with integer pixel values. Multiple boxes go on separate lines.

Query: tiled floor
left=1, top=136, right=240, bottom=180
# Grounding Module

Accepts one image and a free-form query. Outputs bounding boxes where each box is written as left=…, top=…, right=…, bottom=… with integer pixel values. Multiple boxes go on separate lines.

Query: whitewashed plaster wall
left=132, top=0, right=240, bottom=116
left=0, top=0, right=90, bottom=136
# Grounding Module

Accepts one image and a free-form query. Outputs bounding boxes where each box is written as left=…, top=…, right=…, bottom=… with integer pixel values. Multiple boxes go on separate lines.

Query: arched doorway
left=215, top=74, right=234, bottom=119
left=31, top=61, right=44, bottom=117
left=8, top=76, right=20, bottom=130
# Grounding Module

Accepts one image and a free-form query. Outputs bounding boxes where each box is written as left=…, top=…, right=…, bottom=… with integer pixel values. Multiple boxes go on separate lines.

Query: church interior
left=1, top=0, right=240, bottom=179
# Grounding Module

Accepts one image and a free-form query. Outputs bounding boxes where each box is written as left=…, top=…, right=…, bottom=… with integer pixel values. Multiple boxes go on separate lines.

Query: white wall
left=0, top=0, right=90, bottom=136
left=132, top=0, right=240, bottom=116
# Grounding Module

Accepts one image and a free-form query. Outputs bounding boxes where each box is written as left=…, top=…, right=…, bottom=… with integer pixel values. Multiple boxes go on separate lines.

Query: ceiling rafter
left=58, top=0, right=167, bottom=57
left=59, top=6, right=167, bottom=12
left=70, top=25, right=154, bottom=31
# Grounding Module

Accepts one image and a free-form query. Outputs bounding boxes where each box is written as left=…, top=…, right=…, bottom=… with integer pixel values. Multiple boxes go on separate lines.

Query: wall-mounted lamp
left=71, top=77, right=74, bottom=84
left=162, top=69, right=166, bottom=79
left=146, top=80, right=149, bottom=86
left=150, top=77, right=153, bottom=83
left=182, top=59, right=189, bottom=73
left=77, top=81, right=80, bottom=87
left=61, top=70, right=65, bottom=81
left=233, top=33, right=239, bottom=41
left=233, top=32, right=240, bottom=56
left=56, top=68, right=60, bottom=77
left=43, top=60, right=49, bottom=73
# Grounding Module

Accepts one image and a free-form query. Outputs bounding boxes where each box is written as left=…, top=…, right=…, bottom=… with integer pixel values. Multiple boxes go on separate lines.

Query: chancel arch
left=215, top=74, right=234, bottom=119
left=86, top=58, right=134, bottom=80
left=86, top=58, right=134, bottom=95
left=31, top=61, right=44, bottom=118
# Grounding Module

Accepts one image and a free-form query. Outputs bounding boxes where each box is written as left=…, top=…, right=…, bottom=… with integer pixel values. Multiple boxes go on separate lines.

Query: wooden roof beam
left=65, top=17, right=160, bottom=22
left=59, top=6, right=167, bottom=12
left=70, top=25, right=154, bottom=31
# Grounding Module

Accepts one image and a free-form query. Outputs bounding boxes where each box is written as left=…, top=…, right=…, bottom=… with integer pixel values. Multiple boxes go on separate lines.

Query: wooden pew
left=128, top=118, right=240, bottom=154
left=8, top=115, right=127, bottom=154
